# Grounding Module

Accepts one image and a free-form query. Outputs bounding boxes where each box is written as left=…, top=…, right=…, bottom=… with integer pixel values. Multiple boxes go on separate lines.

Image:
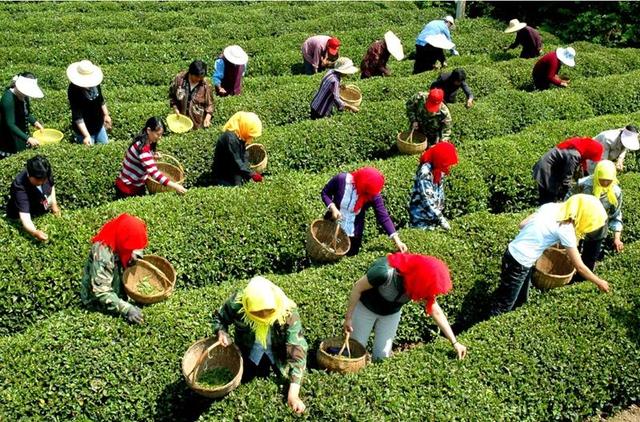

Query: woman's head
left=419, top=141, right=459, bottom=184
left=593, top=160, right=619, bottom=206
left=556, top=137, right=603, bottom=171
left=12, top=72, right=44, bottom=99
left=91, top=214, right=148, bottom=267
left=557, top=194, right=607, bottom=239
left=142, top=116, right=166, bottom=143
left=351, top=167, right=385, bottom=212
left=26, top=155, right=52, bottom=185
left=450, top=68, right=466, bottom=87
left=187, top=60, right=207, bottom=84
left=222, top=111, right=262, bottom=142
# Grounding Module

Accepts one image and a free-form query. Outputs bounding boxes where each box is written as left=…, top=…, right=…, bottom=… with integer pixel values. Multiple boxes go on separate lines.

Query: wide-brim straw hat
left=384, top=31, right=404, bottom=61
left=66, top=60, right=104, bottom=88
left=333, top=57, right=358, bottom=74
left=223, top=45, right=249, bottom=66
left=621, top=127, right=639, bottom=151
left=14, top=76, right=44, bottom=98
left=504, top=19, right=527, bottom=33
left=556, top=47, right=576, bottom=67
left=425, top=34, right=455, bottom=50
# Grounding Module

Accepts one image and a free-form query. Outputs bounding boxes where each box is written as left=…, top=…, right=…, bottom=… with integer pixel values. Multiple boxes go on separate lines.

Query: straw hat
left=223, top=45, right=249, bottom=66
left=333, top=57, right=358, bottom=74
left=14, top=76, right=44, bottom=98
left=621, top=126, right=639, bottom=151
left=556, top=47, right=576, bottom=67
left=384, top=31, right=404, bottom=61
left=504, top=19, right=527, bottom=33
left=66, top=60, right=104, bottom=88
left=425, top=34, right=455, bottom=50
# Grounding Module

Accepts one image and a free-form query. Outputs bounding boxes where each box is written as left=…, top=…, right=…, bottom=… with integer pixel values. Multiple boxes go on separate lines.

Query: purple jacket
left=321, top=172, right=396, bottom=238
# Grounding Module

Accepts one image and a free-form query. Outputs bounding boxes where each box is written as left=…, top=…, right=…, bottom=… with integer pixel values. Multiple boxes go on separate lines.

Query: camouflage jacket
left=80, top=242, right=133, bottom=317
left=212, top=291, right=308, bottom=384
left=405, top=92, right=452, bottom=143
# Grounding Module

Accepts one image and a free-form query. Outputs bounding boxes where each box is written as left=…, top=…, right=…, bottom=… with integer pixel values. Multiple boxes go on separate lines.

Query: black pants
left=310, top=108, right=323, bottom=120
left=490, top=249, right=533, bottom=317
left=346, top=235, right=363, bottom=256
left=537, top=185, right=564, bottom=206
left=573, top=226, right=607, bottom=281
left=413, top=44, right=445, bottom=74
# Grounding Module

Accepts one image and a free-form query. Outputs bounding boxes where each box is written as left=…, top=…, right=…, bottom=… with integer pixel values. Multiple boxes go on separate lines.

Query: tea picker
left=405, top=88, right=452, bottom=146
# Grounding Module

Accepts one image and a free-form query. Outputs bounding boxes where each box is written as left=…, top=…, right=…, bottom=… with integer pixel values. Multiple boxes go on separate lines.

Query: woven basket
left=123, top=255, right=176, bottom=305
left=246, top=143, right=268, bottom=174
left=317, top=333, right=367, bottom=374
left=32, top=128, right=64, bottom=145
left=339, top=84, right=362, bottom=108
left=146, top=153, right=184, bottom=194
left=305, top=219, right=350, bottom=262
left=396, top=129, right=428, bottom=155
left=532, top=247, right=576, bottom=289
left=182, top=338, right=243, bottom=398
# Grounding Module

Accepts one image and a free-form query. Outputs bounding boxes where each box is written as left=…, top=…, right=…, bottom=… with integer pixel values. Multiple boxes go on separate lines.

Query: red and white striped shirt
left=117, top=140, right=169, bottom=190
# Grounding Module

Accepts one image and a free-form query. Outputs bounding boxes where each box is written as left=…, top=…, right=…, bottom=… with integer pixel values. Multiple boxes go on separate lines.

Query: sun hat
left=621, top=125, right=639, bottom=151
left=504, top=19, right=527, bottom=33
left=14, top=76, right=44, bottom=98
left=444, top=15, right=455, bottom=26
left=556, top=47, right=576, bottom=67
left=66, top=60, right=104, bottom=88
left=326, top=37, right=341, bottom=56
left=384, top=31, right=404, bottom=61
left=425, top=88, right=444, bottom=113
left=425, top=34, right=455, bottom=50
left=333, top=57, right=358, bottom=74
left=223, top=45, right=249, bottom=66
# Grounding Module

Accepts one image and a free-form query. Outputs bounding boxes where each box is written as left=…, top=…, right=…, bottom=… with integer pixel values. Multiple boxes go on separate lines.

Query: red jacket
left=532, top=51, right=563, bottom=89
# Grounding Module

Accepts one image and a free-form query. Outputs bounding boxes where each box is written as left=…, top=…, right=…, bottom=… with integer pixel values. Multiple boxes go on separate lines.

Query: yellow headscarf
left=236, top=276, right=296, bottom=348
left=222, top=111, right=263, bottom=142
left=592, top=160, right=619, bottom=207
left=557, top=194, right=607, bottom=239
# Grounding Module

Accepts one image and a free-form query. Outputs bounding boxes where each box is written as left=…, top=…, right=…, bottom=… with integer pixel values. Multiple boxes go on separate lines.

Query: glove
left=440, top=218, right=451, bottom=231
left=251, top=173, right=263, bottom=182
left=126, top=306, right=144, bottom=324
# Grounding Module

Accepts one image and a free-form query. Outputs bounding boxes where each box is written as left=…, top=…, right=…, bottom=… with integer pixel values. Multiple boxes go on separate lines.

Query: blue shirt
left=211, top=58, right=247, bottom=87
left=416, top=20, right=452, bottom=46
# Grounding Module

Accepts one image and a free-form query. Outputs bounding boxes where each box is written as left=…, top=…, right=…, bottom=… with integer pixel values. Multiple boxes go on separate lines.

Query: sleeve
left=443, top=25, right=452, bottom=42
left=461, top=81, right=473, bottom=99
left=567, top=176, right=586, bottom=199
left=212, top=58, right=225, bottom=87
left=332, top=77, right=345, bottom=111
left=310, top=43, right=322, bottom=69
left=12, top=183, right=31, bottom=214
left=557, top=224, right=577, bottom=249
left=321, top=175, right=339, bottom=207
left=558, top=153, right=580, bottom=197
left=90, top=246, right=132, bottom=317
left=0, top=94, right=29, bottom=142
left=139, top=149, right=170, bottom=186
left=168, top=75, right=179, bottom=108
left=617, top=148, right=628, bottom=163
left=608, top=189, right=623, bottom=232
left=284, top=309, right=308, bottom=385
left=204, top=81, right=215, bottom=116
left=416, top=168, right=446, bottom=223
left=507, top=31, right=520, bottom=49
left=25, top=99, right=36, bottom=125
left=405, top=93, right=422, bottom=124
left=371, top=194, right=397, bottom=236
left=67, top=85, right=85, bottom=124
left=547, top=57, right=563, bottom=86
left=97, top=85, right=105, bottom=106
left=228, top=136, right=253, bottom=180
left=430, top=77, right=442, bottom=90
left=439, top=106, right=453, bottom=140
left=366, top=257, right=391, bottom=286
left=212, top=291, right=241, bottom=334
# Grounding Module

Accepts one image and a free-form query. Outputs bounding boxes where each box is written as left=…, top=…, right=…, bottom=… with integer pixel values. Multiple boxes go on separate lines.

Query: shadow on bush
left=154, top=378, right=213, bottom=422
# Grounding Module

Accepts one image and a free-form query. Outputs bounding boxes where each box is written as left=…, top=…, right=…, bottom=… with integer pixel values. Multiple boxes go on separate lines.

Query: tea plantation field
left=1, top=2, right=639, bottom=421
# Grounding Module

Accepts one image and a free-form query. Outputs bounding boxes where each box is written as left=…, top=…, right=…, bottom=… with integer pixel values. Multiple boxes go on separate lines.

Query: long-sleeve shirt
left=416, top=20, right=451, bottom=46
left=0, top=89, right=36, bottom=154
left=569, top=175, right=623, bottom=233
left=80, top=242, right=133, bottom=317
left=301, top=35, right=331, bottom=69
left=587, top=129, right=628, bottom=174
left=7, top=170, right=54, bottom=219
left=430, top=72, right=474, bottom=103
left=212, top=58, right=247, bottom=87
left=408, top=163, right=447, bottom=229
left=168, top=71, right=215, bottom=129
left=360, top=40, right=391, bottom=79
left=212, top=291, right=308, bottom=385
left=67, top=83, right=105, bottom=136
left=117, top=139, right=169, bottom=190
left=532, top=51, right=563, bottom=90
left=507, top=26, right=543, bottom=59
left=310, top=70, right=344, bottom=117
left=405, top=92, right=452, bottom=143
left=532, top=147, right=582, bottom=199
left=212, top=131, right=254, bottom=186
left=321, top=172, right=396, bottom=239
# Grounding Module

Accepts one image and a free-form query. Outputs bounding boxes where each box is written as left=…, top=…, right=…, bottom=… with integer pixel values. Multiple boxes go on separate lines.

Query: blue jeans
left=75, top=126, right=108, bottom=145
left=490, top=249, right=533, bottom=317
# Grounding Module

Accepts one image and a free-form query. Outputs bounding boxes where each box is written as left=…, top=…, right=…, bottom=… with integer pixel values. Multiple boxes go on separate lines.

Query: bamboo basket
left=146, top=153, right=184, bottom=194
left=123, top=255, right=176, bottom=304
left=246, top=143, right=267, bottom=174
left=339, top=84, right=362, bottom=108
left=317, top=333, right=367, bottom=374
left=396, top=129, right=428, bottom=155
left=305, top=219, right=350, bottom=262
left=182, top=338, right=243, bottom=398
left=532, top=247, right=576, bottom=289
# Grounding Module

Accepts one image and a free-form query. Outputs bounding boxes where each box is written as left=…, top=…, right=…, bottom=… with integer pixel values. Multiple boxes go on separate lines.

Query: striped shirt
left=310, top=70, right=344, bottom=117
left=117, top=140, right=169, bottom=189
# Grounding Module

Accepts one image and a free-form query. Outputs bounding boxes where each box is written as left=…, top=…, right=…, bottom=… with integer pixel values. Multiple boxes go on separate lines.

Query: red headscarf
left=91, top=213, right=148, bottom=268
left=556, top=137, right=604, bottom=172
left=351, top=167, right=385, bottom=213
left=419, top=141, right=459, bottom=185
left=387, top=253, right=452, bottom=315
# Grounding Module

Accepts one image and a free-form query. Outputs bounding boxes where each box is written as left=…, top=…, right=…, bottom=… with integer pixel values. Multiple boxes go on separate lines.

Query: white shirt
left=587, top=129, right=626, bottom=173
left=338, top=173, right=358, bottom=237
left=508, top=203, right=577, bottom=267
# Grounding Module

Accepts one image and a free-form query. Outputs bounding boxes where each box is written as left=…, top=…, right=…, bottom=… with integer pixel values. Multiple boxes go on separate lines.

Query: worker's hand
left=173, top=183, right=187, bottom=195
left=613, top=238, right=624, bottom=253
left=441, top=61, right=448, bottom=68
left=34, top=121, right=44, bottom=131
left=616, top=160, right=624, bottom=172
left=560, top=80, right=569, bottom=87
left=217, top=86, right=227, bottom=96
left=33, top=230, right=49, bottom=242
left=345, top=104, right=359, bottom=113
left=288, top=396, right=306, bottom=414
left=27, top=137, right=40, bottom=148
left=126, top=306, right=144, bottom=324
left=440, top=218, right=451, bottom=231
left=394, top=237, right=408, bottom=253
left=103, top=115, right=113, bottom=130
left=173, top=107, right=181, bottom=116
left=51, top=205, right=61, bottom=217
left=329, top=204, right=342, bottom=221
left=218, top=330, right=231, bottom=347
left=203, top=114, right=212, bottom=128
left=466, top=98, right=474, bottom=108
left=453, top=342, right=467, bottom=360
left=82, top=135, right=92, bottom=146
left=251, top=173, right=263, bottom=182
left=595, top=278, right=610, bottom=293
left=411, top=121, right=419, bottom=131
left=343, top=317, right=353, bottom=334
